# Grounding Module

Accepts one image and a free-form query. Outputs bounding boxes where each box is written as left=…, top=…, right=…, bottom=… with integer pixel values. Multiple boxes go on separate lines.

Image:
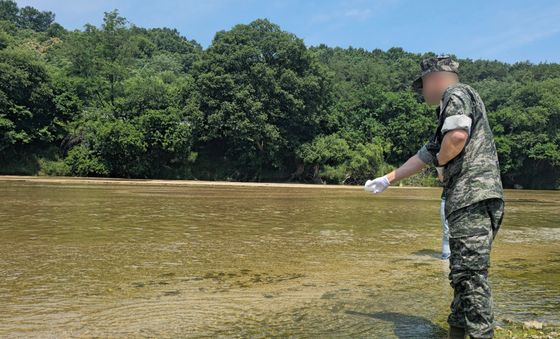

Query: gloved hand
left=364, top=175, right=390, bottom=193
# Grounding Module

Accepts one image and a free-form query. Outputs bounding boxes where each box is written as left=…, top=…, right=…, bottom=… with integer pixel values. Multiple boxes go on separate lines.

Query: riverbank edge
left=0, top=175, right=439, bottom=190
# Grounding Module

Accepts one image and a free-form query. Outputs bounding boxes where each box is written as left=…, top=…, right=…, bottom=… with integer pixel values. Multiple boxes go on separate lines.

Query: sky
left=15, top=0, right=560, bottom=64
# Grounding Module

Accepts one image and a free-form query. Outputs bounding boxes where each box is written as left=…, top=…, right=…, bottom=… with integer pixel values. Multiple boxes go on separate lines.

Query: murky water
left=0, top=179, right=559, bottom=338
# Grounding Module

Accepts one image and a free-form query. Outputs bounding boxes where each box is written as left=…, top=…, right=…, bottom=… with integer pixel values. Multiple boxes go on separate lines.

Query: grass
left=494, top=322, right=560, bottom=339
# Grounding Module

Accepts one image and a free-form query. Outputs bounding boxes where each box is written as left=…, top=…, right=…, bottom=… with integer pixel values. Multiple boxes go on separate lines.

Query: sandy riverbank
left=0, top=175, right=436, bottom=190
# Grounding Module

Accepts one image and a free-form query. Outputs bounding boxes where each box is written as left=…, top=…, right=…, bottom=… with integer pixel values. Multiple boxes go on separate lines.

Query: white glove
left=364, top=175, right=390, bottom=193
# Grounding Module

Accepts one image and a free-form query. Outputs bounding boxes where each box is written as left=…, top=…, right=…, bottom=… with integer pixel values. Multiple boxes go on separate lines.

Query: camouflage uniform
left=415, top=57, right=505, bottom=338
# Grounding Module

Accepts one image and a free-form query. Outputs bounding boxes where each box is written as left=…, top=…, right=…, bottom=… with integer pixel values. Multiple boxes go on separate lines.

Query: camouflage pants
left=446, top=198, right=505, bottom=338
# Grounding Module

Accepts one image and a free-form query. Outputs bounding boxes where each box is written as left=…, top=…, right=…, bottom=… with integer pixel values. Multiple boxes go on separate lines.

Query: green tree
left=0, top=0, right=55, bottom=32
left=0, top=48, right=58, bottom=152
left=191, top=19, right=332, bottom=180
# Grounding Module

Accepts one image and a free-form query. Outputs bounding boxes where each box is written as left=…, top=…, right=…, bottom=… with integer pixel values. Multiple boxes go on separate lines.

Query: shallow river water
left=0, top=179, right=559, bottom=337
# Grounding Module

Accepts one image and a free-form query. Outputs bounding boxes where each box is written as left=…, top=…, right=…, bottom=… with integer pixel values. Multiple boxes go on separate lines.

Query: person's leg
left=447, top=200, right=497, bottom=338
left=446, top=200, right=466, bottom=333
left=441, top=197, right=451, bottom=259
left=447, top=281, right=467, bottom=335
left=449, top=233, right=494, bottom=338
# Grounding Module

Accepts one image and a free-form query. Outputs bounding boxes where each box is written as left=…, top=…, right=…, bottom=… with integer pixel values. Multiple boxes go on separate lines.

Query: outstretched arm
left=386, top=154, right=427, bottom=184
left=364, top=154, right=427, bottom=193
left=367, top=129, right=466, bottom=193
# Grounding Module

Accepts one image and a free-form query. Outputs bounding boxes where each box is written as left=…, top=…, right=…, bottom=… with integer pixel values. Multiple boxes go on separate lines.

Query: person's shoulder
left=442, top=83, right=472, bottom=102
left=441, top=83, right=473, bottom=112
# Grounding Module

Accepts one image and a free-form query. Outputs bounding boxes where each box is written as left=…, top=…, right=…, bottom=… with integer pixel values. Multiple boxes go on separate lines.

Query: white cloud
left=466, top=3, right=560, bottom=59
left=309, top=0, right=398, bottom=24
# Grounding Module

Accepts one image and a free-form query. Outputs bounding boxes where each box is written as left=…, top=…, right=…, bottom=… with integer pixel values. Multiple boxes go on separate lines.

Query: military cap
left=412, top=55, right=459, bottom=91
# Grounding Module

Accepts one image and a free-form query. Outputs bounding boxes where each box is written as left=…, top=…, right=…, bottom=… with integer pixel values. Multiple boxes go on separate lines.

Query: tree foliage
left=1, top=3, right=559, bottom=188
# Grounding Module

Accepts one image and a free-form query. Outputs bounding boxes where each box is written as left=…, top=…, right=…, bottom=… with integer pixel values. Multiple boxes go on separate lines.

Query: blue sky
left=16, top=0, right=560, bottom=63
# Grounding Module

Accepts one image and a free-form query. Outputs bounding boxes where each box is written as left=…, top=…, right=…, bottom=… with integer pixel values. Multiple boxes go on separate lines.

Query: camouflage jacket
left=417, top=83, right=503, bottom=218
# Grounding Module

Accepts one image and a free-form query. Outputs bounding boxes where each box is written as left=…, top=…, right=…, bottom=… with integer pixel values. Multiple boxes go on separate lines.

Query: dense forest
left=1, top=1, right=559, bottom=189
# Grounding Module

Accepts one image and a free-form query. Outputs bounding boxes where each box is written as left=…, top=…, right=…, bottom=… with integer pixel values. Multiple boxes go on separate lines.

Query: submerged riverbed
left=0, top=177, right=559, bottom=337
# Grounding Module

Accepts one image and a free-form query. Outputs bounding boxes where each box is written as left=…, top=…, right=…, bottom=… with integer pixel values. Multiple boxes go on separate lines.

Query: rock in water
left=523, top=320, right=543, bottom=330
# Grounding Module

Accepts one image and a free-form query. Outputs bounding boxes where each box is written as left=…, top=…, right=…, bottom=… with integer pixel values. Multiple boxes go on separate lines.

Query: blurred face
left=421, top=71, right=458, bottom=105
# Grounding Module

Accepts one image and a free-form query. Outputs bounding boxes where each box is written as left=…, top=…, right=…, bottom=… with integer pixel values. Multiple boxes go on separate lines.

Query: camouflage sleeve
left=416, top=143, right=434, bottom=164
left=440, top=90, right=473, bottom=135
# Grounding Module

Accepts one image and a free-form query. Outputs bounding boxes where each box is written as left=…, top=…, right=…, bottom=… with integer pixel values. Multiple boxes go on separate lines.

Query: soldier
left=364, top=55, right=505, bottom=339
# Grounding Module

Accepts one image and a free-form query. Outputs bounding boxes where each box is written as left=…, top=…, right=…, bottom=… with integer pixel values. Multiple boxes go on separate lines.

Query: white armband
left=441, top=115, right=472, bottom=134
